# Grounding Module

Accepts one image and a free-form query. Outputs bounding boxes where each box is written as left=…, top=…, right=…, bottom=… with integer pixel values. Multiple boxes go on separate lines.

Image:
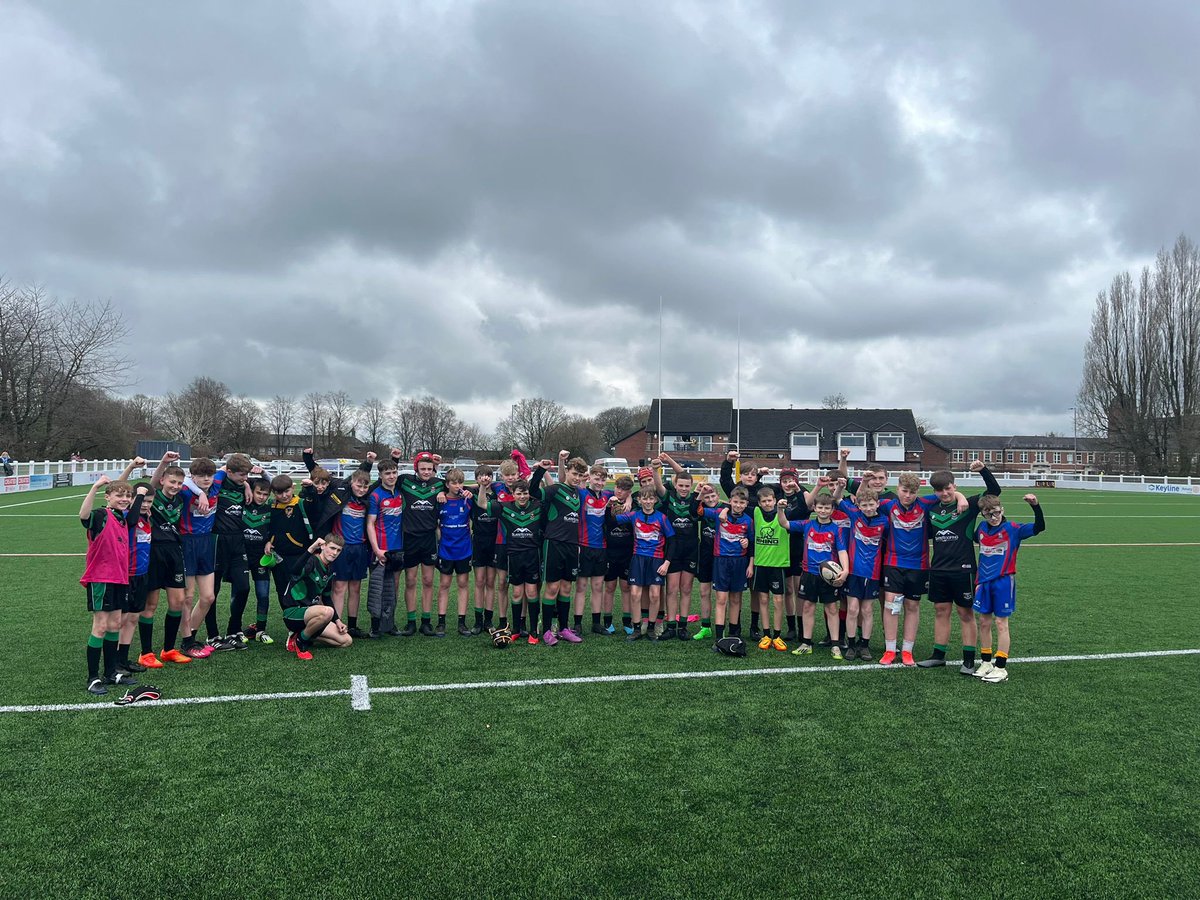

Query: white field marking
left=0, top=514, right=79, bottom=518
left=1022, top=542, right=1200, bottom=548
left=350, top=674, right=371, bottom=711
left=1, top=648, right=1197, bottom=715
left=0, top=493, right=88, bottom=510
left=1048, top=515, right=1200, bottom=518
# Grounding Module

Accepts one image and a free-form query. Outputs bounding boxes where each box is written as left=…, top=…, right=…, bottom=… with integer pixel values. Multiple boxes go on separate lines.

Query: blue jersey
left=438, top=495, right=474, bottom=561
left=579, top=487, right=612, bottom=549
left=129, top=514, right=152, bottom=577
left=614, top=509, right=675, bottom=559
left=838, top=499, right=888, bottom=579
left=178, top=481, right=218, bottom=535
left=976, top=520, right=1038, bottom=583
left=332, top=495, right=368, bottom=545
left=880, top=495, right=940, bottom=569
left=367, top=486, right=404, bottom=551
left=702, top=507, right=753, bottom=557
left=788, top=518, right=849, bottom=574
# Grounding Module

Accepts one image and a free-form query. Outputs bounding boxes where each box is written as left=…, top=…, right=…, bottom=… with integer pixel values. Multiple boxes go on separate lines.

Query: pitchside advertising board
left=70, top=470, right=130, bottom=486
left=0, top=475, right=53, bottom=494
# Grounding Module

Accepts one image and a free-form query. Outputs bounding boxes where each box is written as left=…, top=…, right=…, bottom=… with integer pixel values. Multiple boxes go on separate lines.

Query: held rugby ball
left=820, top=560, right=843, bottom=584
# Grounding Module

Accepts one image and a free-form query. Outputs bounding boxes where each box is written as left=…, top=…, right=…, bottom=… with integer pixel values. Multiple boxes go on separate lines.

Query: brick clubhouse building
left=613, top=399, right=927, bottom=472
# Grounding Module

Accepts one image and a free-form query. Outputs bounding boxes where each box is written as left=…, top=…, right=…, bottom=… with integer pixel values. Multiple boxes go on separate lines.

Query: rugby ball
left=820, top=560, right=843, bottom=584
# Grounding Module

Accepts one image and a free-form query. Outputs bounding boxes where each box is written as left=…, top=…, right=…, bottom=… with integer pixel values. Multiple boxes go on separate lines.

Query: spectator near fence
left=1, top=450, right=14, bottom=477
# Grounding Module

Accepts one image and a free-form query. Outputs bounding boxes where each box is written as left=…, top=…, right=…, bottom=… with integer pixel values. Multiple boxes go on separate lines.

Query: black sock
left=458, top=615, right=466, bottom=626
left=621, top=613, right=632, bottom=627
left=604, top=614, right=613, bottom=627
left=557, top=600, right=570, bottom=629
left=484, top=609, right=494, bottom=626
left=118, top=643, right=130, bottom=666
left=511, top=602, right=524, bottom=631
left=205, top=606, right=220, bottom=640
left=931, top=646, right=947, bottom=660
left=715, top=624, right=725, bottom=639
left=348, top=616, right=358, bottom=630
left=750, top=611, right=760, bottom=631
left=529, top=604, right=540, bottom=632
left=730, top=622, right=741, bottom=637
left=499, top=616, right=508, bottom=629
left=102, top=632, right=119, bottom=679
left=592, top=613, right=601, bottom=627
left=163, top=611, right=181, bottom=651
left=787, top=614, right=797, bottom=633
left=139, top=616, right=154, bottom=655
left=437, top=613, right=446, bottom=627
left=574, top=614, right=583, bottom=631
left=86, top=636, right=102, bottom=680
left=474, top=608, right=484, bottom=626
left=371, top=616, right=380, bottom=632
left=996, top=655, right=1008, bottom=669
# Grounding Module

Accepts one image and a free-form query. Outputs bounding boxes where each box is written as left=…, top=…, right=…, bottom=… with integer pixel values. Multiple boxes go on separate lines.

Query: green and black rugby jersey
left=241, top=502, right=271, bottom=551
left=657, top=482, right=701, bottom=544
left=283, top=555, right=333, bottom=609
left=213, top=471, right=248, bottom=536
left=928, top=467, right=1002, bottom=572
left=485, top=499, right=544, bottom=554
left=150, top=489, right=184, bottom=543
left=398, top=472, right=446, bottom=537
left=527, top=468, right=580, bottom=544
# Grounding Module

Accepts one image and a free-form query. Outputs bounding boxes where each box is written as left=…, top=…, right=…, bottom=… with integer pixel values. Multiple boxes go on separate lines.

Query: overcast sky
left=4, top=0, right=1198, bottom=437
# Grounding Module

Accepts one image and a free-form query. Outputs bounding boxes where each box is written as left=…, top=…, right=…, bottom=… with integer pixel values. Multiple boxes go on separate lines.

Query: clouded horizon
left=4, top=0, right=1198, bottom=437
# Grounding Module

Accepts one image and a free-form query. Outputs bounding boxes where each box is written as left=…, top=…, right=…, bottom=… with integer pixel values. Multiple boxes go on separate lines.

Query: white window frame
left=952, top=450, right=965, bottom=463
left=874, top=431, right=904, bottom=462
left=1020, top=451, right=1029, bottom=464
left=838, top=431, right=867, bottom=462
left=790, top=431, right=819, bottom=461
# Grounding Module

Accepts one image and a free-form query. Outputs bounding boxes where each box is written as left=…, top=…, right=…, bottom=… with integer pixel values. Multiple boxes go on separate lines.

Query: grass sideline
left=1, top=485, right=1198, bottom=897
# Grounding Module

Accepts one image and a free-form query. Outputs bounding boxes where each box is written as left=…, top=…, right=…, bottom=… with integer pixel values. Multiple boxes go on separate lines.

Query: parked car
left=674, top=458, right=706, bottom=470
left=452, top=458, right=479, bottom=472
left=593, top=457, right=632, bottom=475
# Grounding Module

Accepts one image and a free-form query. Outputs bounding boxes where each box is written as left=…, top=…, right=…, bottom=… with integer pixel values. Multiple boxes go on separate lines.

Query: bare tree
left=500, top=397, right=568, bottom=456
left=224, top=396, right=264, bottom=454
left=593, top=404, right=650, bottom=451
left=821, top=392, right=848, bottom=409
left=265, top=394, right=297, bottom=457
left=391, top=397, right=419, bottom=458
left=1152, top=236, right=1200, bottom=475
left=0, top=281, right=130, bottom=457
left=543, top=414, right=604, bottom=461
left=410, top=395, right=465, bottom=454
left=914, top=416, right=938, bottom=436
left=1078, top=266, right=1172, bottom=474
left=359, top=397, right=389, bottom=452
left=302, top=391, right=327, bottom=449
left=324, top=390, right=359, bottom=453
left=161, top=376, right=233, bottom=453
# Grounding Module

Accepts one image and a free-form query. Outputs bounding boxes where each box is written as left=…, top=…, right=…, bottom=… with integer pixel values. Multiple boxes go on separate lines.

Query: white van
left=593, top=457, right=632, bottom=475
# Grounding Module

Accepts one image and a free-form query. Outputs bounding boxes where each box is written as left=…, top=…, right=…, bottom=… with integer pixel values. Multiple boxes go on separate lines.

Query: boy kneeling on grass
left=973, top=494, right=1046, bottom=684
left=281, top=534, right=353, bottom=661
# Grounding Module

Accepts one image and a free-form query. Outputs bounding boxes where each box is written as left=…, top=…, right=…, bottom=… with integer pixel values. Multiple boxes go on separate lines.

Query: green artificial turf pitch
left=1, top=485, right=1198, bottom=898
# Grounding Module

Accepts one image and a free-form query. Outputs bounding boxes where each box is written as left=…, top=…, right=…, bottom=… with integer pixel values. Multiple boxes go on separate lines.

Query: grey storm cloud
left=3, top=0, right=1199, bottom=436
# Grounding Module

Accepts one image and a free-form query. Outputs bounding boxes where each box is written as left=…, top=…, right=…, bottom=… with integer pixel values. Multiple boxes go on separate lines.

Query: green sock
left=421, top=612, right=431, bottom=621
left=407, top=611, right=417, bottom=622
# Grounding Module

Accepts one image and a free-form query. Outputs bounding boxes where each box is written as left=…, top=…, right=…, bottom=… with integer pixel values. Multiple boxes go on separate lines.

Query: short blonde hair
left=897, top=472, right=921, bottom=492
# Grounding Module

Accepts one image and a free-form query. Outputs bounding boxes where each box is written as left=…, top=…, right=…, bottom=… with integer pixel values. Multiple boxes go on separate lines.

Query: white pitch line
left=1022, top=542, right=1200, bottom=548
left=0, top=648, right=1197, bottom=715
left=350, top=674, right=371, bottom=711
left=0, top=493, right=88, bottom=510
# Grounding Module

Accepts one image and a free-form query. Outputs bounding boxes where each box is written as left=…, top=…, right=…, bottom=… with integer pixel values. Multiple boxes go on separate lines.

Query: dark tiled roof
left=929, top=434, right=1112, bottom=452
left=645, top=399, right=733, bottom=434
left=735, top=408, right=922, bottom=452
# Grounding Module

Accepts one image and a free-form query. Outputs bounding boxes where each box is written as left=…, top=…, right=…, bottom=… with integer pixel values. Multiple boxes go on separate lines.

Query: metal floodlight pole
left=658, top=296, right=664, bottom=456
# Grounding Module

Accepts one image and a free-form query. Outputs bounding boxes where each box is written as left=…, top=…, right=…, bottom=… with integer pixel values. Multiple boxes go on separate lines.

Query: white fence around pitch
left=2, top=459, right=1199, bottom=497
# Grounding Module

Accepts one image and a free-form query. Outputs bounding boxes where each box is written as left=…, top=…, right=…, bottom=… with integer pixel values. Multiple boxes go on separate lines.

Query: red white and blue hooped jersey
left=838, top=499, right=888, bottom=579
left=333, top=495, right=368, bottom=545
left=178, top=482, right=219, bottom=535
left=129, top=514, right=152, bottom=577
left=579, top=487, right=613, bottom=549
left=788, top=518, right=849, bottom=574
left=615, top=509, right=675, bottom=559
left=702, top=507, right=753, bottom=558
left=975, top=520, right=1038, bottom=583
left=879, top=496, right=940, bottom=569
left=492, top=482, right=514, bottom=545
left=367, top=485, right=404, bottom=551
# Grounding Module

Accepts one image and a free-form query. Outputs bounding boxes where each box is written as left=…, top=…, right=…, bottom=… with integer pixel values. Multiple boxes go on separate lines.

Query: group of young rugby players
left=78, top=442, right=1046, bottom=697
